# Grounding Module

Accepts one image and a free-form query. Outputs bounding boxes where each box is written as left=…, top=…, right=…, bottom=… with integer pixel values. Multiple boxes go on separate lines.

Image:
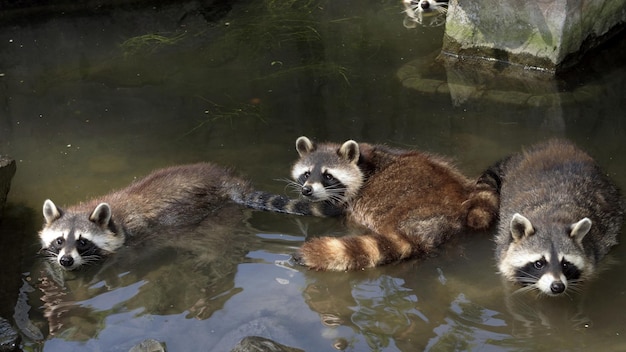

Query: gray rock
left=443, top=0, right=626, bottom=74
left=230, top=336, right=304, bottom=352
left=128, top=339, right=166, bottom=352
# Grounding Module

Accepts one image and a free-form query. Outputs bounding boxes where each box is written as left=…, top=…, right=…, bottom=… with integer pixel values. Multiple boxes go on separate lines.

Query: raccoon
left=488, top=139, right=624, bottom=296
left=402, top=0, right=449, bottom=28
left=289, top=136, right=499, bottom=271
left=40, top=162, right=341, bottom=270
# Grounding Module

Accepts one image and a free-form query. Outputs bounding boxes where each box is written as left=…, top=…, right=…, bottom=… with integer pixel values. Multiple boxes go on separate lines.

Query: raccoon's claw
left=291, top=252, right=308, bottom=267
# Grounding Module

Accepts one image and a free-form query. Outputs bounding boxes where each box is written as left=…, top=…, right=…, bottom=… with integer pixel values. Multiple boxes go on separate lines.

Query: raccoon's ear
left=89, top=203, right=112, bottom=228
left=570, top=218, right=592, bottom=244
left=339, top=140, right=360, bottom=164
left=296, top=136, right=315, bottom=157
left=510, top=213, right=534, bottom=241
left=43, top=199, right=63, bottom=224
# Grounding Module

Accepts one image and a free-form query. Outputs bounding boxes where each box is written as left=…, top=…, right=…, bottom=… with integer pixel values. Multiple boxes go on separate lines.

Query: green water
left=1, top=0, right=625, bottom=351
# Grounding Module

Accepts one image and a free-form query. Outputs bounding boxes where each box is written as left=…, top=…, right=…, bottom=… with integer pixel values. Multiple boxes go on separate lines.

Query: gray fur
left=491, top=139, right=624, bottom=294
left=39, top=162, right=343, bottom=270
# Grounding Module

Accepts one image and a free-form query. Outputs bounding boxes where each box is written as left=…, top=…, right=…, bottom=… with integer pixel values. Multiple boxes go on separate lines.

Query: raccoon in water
left=288, top=136, right=499, bottom=271
left=484, top=139, right=624, bottom=296
left=39, top=162, right=342, bottom=270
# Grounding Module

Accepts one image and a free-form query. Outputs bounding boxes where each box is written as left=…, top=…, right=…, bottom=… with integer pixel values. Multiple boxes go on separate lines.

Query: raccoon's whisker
left=279, top=178, right=300, bottom=189
left=279, top=179, right=303, bottom=196
left=328, top=189, right=348, bottom=196
left=44, top=255, right=58, bottom=264
left=511, top=284, right=538, bottom=296
left=326, top=186, right=348, bottom=195
left=564, top=281, right=584, bottom=295
left=80, top=255, right=102, bottom=267
left=513, top=270, right=541, bottom=283
left=275, top=177, right=294, bottom=184
left=326, top=187, right=346, bottom=195
left=287, top=185, right=303, bottom=196
left=326, top=193, right=348, bottom=206
left=42, top=249, right=59, bottom=259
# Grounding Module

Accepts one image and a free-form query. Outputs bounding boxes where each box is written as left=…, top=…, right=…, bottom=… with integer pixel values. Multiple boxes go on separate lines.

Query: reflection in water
left=26, top=207, right=255, bottom=340
left=300, top=235, right=618, bottom=351
left=299, top=240, right=506, bottom=351
left=503, top=283, right=589, bottom=340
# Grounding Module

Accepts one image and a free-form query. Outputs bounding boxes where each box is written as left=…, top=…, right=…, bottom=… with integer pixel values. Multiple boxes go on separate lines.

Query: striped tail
left=237, top=191, right=344, bottom=217
left=294, top=231, right=428, bottom=271
left=464, top=160, right=506, bottom=230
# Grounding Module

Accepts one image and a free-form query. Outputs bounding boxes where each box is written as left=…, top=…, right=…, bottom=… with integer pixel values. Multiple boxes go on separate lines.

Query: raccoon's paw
left=291, top=251, right=307, bottom=267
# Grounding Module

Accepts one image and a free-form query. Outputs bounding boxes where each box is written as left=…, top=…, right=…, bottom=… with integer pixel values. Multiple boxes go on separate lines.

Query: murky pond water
left=1, top=0, right=626, bottom=351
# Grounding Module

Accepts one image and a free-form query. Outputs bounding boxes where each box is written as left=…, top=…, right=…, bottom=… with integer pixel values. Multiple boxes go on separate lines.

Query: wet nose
left=302, top=185, right=313, bottom=196
left=420, top=1, right=430, bottom=9
left=550, top=281, right=565, bottom=294
left=60, top=255, right=74, bottom=267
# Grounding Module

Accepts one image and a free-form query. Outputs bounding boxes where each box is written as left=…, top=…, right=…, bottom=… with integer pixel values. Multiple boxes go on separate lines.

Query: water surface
left=1, top=0, right=626, bottom=351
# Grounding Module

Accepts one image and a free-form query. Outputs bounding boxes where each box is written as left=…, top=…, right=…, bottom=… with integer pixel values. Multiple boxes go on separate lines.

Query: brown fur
left=40, top=162, right=340, bottom=270
left=72, top=163, right=248, bottom=239
left=294, top=138, right=499, bottom=271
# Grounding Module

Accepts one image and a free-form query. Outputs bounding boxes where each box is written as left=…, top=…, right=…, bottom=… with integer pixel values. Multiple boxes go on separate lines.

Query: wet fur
left=291, top=136, right=499, bottom=271
left=403, top=0, right=449, bottom=15
left=402, top=0, right=449, bottom=28
left=40, top=162, right=341, bottom=270
left=488, top=139, right=624, bottom=295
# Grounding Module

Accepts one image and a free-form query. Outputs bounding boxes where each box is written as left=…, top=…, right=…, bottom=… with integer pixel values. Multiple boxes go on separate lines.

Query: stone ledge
left=443, top=0, right=626, bottom=75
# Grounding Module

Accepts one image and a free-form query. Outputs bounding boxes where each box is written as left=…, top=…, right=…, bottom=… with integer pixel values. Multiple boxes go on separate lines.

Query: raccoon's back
left=297, top=150, right=484, bottom=270
left=497, top=140, right=624, bottom=259
left=499, top=140, right=622, bottom=219
left=349, top=151, right=472, bottom=235
left=79, top=163, right=253, bottom=236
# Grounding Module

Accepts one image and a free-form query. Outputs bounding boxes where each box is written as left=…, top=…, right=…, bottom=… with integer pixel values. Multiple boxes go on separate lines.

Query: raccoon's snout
left=420, top=1, right=430, bottom=9
left=59, top=255, right=74, bottom=268
left=302, top=185, right=314, bottom=197
left=550, top=281, right=565, bottom=294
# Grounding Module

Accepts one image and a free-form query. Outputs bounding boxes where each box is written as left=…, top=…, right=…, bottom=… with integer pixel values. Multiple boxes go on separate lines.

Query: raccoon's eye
left=302, top=171, right=311, bottom=179
left=323, top=172, right=334, bottom=181
left=533, top=260, right=545, bottom=270
left=52, top=237, right=65, bottom=250
left=76, top=238, right=89, bottom=250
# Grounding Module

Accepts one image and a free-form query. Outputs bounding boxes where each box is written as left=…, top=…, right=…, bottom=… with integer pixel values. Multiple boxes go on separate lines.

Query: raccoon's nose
left=302, top=185, right=313, bottom=197
left=59, top=255, right=74, bottom=268
left=420, top=1, right=430, bottom=9
left=550, top=281, right=565, bottom=294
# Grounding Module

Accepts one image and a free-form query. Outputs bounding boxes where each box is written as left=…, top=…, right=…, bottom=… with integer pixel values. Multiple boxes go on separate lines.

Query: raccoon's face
left=403, top=0, right=449, bottom=14
left=402, top=0, right=448, bottom=28
left=291, top=136, right=364, bottom=206
left=39, top=200, right=122, bottom=270
left=499, top=213, right=592, bottom=296
left=40, top=227, right=104, bottom=270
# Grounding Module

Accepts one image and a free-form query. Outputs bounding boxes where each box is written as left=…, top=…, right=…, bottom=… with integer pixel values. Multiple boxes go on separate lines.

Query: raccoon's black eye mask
left=76, top=238, right=93, bottom=252
left=47, top=236, right=99, bottom=255
left=298, top=171, right=311, bottom=184
left=49, top=237, right=65, bottom=252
